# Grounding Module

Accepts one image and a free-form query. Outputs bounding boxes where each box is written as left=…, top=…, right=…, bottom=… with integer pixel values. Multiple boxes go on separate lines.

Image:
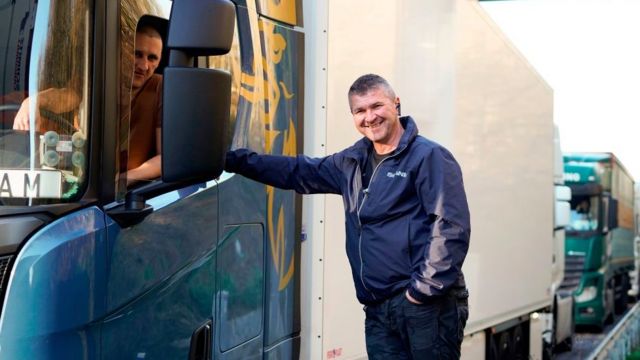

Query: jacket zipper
left=356, top=144, right=408, bottom=300
left=357, top=190, right=375, bottom=300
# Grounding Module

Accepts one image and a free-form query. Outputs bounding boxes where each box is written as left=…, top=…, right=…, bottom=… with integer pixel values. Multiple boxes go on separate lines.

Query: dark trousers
left=364, top=288, right=469, bottom=360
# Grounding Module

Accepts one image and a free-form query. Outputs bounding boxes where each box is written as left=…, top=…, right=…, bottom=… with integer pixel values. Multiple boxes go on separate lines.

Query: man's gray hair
left=348, top=74, right=396, bottom=100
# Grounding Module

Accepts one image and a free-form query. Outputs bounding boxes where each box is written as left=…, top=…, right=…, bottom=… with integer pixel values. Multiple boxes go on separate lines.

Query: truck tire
left=488, top=334, right=499, bottom=360
left=486, top=331, right=513, bottom=360
left=512, top=324, right=526, bottom=360
left=615, top=274, right=629, bottom=315
left=498, top=331, right=512, bottom=360
left=604, top=281, right=615, bottom=326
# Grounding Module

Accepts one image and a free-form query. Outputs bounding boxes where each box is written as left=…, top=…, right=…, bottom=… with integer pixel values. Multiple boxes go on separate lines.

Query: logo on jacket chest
left=386, top=170, right=407, bottom=178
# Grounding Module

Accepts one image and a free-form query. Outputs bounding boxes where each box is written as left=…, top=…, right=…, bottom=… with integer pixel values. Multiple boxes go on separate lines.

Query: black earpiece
left=396, top=103, right=401, bottom=116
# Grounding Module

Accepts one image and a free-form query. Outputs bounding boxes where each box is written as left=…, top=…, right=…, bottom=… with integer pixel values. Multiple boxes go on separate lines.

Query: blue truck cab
left=0, top=0, right=304, bottom=358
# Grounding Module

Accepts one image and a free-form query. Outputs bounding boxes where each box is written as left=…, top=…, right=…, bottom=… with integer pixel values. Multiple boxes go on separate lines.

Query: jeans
left=364, top=288, right=469, bottom=360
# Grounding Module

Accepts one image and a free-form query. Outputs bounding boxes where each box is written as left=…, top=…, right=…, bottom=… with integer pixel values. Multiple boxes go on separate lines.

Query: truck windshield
left=568, top=195, right=599, bottom=231
left=0, top=0, right=92, bottom=204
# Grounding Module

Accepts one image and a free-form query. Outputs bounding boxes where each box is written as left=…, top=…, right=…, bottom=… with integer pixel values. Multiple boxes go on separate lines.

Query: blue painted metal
left=264, top=336, right=301, bottom=360
left=0, top=1, right=304, bottom=358
left=257, top=17, right=303, bottom=350
left=102, top=184, right=219, bottom=359
left=216, top=176, right=268, bottom=360
left=0, top=207, right=107, bottom=359
left=218, top=224, right=265, bottom=352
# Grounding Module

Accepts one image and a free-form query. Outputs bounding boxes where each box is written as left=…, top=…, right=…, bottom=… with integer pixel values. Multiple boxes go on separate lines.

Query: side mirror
left=607, top=197, right=619, bottom=231
left=162, top=69, right=231, bottom=183
left=111, top=0, right=235, bottom=227
left=161, top=0, right=235, bottom=184
left=167, top=0, right=235, bottom=57
left=554, top=185, right=571, bottom=229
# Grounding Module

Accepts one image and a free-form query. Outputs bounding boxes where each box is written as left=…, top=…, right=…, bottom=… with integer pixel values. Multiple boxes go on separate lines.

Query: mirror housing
left=606, top=197, right=619, bottom=232
left=167, top=0, right=235, bottom=57
left=162, top=68, right=231, bottom=183
left=554, top=185, right=571, bottom=229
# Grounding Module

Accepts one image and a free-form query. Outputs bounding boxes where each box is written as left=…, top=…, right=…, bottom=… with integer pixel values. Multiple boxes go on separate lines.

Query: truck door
left=100, top=0, right=241, bottom=358
left=211, top=0, right=304, bottom=357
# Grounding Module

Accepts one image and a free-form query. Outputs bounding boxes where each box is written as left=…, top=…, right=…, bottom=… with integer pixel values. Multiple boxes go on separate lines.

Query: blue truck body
left=0, top=0, right=304, bottom=358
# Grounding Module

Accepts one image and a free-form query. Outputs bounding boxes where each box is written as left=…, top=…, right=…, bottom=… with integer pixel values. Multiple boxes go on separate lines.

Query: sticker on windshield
left=0, top=170, right=63, bottom=199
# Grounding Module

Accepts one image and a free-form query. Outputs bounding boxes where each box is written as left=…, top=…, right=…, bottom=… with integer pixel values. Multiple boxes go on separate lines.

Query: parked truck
left=301, top=1, right=573, bottom=359
left=547, top=126, right=575, bottom=353
left=0, top=0, right=304, bottom=358
left=631, top=183, right=640, bottom=300
left=0, top=0, right=576, bottom=359
left=561, top=153, right=636, bottom=330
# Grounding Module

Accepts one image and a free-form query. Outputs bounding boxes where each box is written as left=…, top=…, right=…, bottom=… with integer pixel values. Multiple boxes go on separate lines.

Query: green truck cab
left=562, top=153, right=636, bottom=329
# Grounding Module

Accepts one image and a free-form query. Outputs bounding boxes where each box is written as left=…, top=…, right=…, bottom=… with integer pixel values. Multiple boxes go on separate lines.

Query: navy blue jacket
left=225, top=116, right=471, bottom=305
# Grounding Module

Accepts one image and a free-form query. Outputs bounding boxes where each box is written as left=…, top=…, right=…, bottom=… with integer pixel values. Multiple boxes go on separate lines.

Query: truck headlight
left=575, top=286, right=598, bottom=303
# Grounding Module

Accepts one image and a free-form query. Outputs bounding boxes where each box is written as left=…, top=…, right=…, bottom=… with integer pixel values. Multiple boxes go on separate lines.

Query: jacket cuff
left=224, top=151, right=236, bottom=172
left=225, top=149, right=249, bottom=173
left=407, top=285, right=430, bottom=304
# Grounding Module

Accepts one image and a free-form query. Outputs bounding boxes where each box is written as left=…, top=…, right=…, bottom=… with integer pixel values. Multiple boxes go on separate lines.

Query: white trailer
left=301, top=0, right=570, bottom=359
left=547, top=126, right=574, bottom=352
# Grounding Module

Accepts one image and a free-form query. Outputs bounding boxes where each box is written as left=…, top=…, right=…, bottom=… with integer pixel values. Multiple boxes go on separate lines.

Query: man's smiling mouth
left=363, top=121, right=383, bottom=129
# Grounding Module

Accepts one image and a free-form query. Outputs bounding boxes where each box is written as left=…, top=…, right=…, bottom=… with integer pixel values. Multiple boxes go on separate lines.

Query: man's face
left=132, top=32, right=162, bottom=89
left=350, top=87, right=401, bottom=146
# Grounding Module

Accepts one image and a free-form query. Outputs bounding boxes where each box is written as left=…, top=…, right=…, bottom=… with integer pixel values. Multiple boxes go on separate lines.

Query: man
left=225, top=74, right=471, bottom=359
left=12, top=87, right=81, bottom=132
left=12, top=22, right=164, bottom=185
left=123, top=23, right=163, bottom=184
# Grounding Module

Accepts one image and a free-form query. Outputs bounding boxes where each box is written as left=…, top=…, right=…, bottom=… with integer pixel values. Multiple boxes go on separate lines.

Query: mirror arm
left=107, top=180, right=187, bottom=228
left=169, top=49, right=193, bottom=68
left=126, top=180, right=186, bottom=206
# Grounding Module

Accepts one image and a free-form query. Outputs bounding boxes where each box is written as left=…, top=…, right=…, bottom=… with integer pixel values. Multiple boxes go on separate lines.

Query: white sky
left=481, top=0, right=640, bottom=180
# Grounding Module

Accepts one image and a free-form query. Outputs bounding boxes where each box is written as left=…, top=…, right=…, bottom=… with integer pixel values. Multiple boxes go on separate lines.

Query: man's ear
left=395, top=103, right=401, bottom=116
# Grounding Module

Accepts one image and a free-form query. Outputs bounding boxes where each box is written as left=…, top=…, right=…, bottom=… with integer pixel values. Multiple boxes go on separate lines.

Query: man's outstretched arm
left=225, top=149, right=343, bottom=195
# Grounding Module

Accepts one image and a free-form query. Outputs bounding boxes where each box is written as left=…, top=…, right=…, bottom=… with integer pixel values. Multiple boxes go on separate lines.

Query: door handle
left=189, top=319, right=213, bottom=360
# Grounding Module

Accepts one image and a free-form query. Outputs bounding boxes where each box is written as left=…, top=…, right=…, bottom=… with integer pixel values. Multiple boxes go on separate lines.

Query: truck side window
left=569, top=196, right=599, bottom=231
left=117, top=0, right=171, bottom=198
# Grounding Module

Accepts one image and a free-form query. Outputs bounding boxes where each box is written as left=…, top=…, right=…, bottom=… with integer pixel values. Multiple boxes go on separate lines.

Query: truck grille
left=560, top=254, right=586, bottom=292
